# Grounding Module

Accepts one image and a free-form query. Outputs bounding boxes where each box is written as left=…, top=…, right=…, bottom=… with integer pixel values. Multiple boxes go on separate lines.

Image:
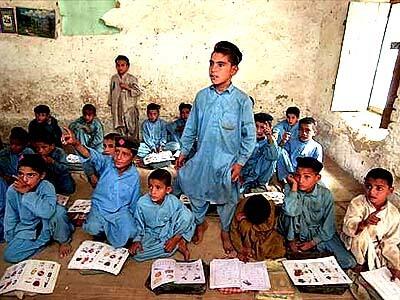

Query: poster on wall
left=0, top=8, right=17, bottom=33
left=16, top=7, right=56, bottom=38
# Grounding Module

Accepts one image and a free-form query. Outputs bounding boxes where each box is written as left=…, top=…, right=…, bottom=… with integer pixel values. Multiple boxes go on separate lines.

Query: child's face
left=147, top=109, right=159, bottom=122
left=35, top=113, right=49, bottom=124
left=103, top=139, right=115, bottom=156
left=299, top=123, right=316, bottom=142
left=286, top=114, right=298, bottom=126
left=113, top=147, right=133, bottom=170
left=180, top=108, right=191, bottom=121
left=255, top=121, right=271, bottom=140
left=34, top=142, right=55, bottom=157
left=364, top=177, right=393, bottom=208
left=294, top=167, right=321, bottom=193
left=83, top=111, right=95, bottom=124
left=148, top=178, right=172, bottom=204
left=18, top=166, right=45, bottom=191
left=209, top=52, right=238, bottom=89
left=10, top=138, right=25, bottom=154
left=116, top=60, right=129, bottom=76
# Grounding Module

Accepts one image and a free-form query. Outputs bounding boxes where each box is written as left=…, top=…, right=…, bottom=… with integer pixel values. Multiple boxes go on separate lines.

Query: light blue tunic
left=69, top=117, right=104, bottom=152
left=175, top=84, right=256, bottom=231
left=277, top=138, right=323, bottom=181
left=241, top=138, right=279, bottom=192
left=3, top=180, right=73, bottom=263
left=278, top=183, right=356, bottom=269
left=82, top=149, right=140, bottom=248
left=0, top=177, right=7, bottom=242
left=45, top=147, right=76, bottom=196
left=0, top=147, right=34, bottom=178
left=273, top=120, right=299, bottom=145
left=138, top=118, right=180, bottom=157
left=132, top=194, right=195, bottom=261
left=167, top=118, right=186, bottom=144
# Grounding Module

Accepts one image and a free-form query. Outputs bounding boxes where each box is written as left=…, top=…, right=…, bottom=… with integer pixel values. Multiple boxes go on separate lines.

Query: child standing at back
left=278, top=157, right=356, bottom=269
left=129, top=169, right=195, bottom=261
left=175, top=41, right=256, bottom=253
left=29, top=105, right=63, bottom=148
left=273, top=106, right=300, bottom=146
left=108, top=55, right=142, bottom=139
left=341, top=168, right=399, bottom=280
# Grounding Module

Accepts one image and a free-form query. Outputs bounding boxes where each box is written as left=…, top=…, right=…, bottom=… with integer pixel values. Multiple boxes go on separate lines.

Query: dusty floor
left=0, top=156, right=364, bottom=299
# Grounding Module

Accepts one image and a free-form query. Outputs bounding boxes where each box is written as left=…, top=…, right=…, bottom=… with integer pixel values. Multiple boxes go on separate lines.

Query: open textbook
left=361, top=267, right=400, bottom=300
left=0, top=260, right=60, bottom=296
left=67, top=199, right=91, bottom=214
left=150, top=259, right=206, bottom=290
left=68, top=241, right=129, bottom=275
left=210, top=259, right=271, bottom=291
left=282, top=256, right=352, bottom=286
left=143, top=151, right=174, bottom=165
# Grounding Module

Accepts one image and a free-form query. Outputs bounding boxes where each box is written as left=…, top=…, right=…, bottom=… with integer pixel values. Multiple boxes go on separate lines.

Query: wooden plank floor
left=0, top=156, right=363, bottom=299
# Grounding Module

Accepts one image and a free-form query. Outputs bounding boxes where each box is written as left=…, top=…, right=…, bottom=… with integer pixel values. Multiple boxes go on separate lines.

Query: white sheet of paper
left=243, top=192, right=284, bottom=205
left=361, top=267, right=400, bottom=300
left=143, top=151, right=174, bottom=165
left=240, top=261, right=271, bottom=291
left=68, top=199, right=91, bottom=214
left=282, top=256, right=352, bottom=286
left=210, top=259, right=241, bottom=289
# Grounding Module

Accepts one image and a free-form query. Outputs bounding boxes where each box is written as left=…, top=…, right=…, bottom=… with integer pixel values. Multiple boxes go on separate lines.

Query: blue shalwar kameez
left=132, top=194, right=195, bottom=261
left=176, top=85, right=256, bottom=231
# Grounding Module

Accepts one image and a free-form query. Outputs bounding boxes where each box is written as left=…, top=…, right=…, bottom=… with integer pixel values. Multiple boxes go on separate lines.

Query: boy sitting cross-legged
left=278, top=157, right=356, bottom=269
left=62, top=128, right=140, bottom=249
left=129, top=168, right=195, bottom=261
left=341, top=168, right=400, bottom=280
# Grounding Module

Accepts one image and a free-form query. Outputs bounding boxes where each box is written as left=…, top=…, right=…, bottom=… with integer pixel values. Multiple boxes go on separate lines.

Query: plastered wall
left=2, top=0, right=400, bottom=195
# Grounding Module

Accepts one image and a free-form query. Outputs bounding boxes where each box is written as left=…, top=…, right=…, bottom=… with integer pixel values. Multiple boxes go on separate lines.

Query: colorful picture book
left=0, top=260, right=60, bottom=296
left=151, top=259, right=206, bottom=290
left=282, top=256, right=352, bottom=286
left=68, top=241, right=129, bottom=275
left=210, top=259, right=271, bottom=291
left=67, top=199, right=91, bottom=214
left=361, top=267, right=400, bottom=300
left=143, top=151, right=174, bottom=165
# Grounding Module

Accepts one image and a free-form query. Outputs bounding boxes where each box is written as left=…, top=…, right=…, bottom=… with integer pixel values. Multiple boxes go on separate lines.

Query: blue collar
left=210, top=83, right=234, bottom=94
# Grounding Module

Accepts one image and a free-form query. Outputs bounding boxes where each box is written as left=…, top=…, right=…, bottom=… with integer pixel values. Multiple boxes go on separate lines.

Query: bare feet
left=192, top=221, right=208, bottom=245
left=177, top=239, right=190, bottom=261
left=59, top=243, right=72, bottom=258
left=221, top=230, right=234, bottom=254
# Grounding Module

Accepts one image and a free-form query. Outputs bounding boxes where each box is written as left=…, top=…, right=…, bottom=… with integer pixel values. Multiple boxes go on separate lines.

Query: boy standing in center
left=176, top=41, right=256, bottom=254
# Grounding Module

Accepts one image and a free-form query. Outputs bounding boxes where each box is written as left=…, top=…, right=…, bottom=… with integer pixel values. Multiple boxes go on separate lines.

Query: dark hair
left=296, top=157, right=323, bottom=173
left=244, top=195, right=271, bottom=225
left=10, top=127, right=29, bottom=145
left=34, top=104, right=50, bottom=115
left=254, top=113, right=273, bottom=126
left=82, top=104, right=96, bottom=115
left=18, top=154, right=46, bottom=174
left=148, top=168, right=172, bottom=187
left=31, top=131, right=56, bottom=145
left=213, top=41, right=242, bottom=66
left=104, top=132, right=121, bottom=141
left=299, top=117, right=316, bottom=127
left=286, top=107, right=300, bottom=118
left=115, top=55, right=130, bottom=66
left=178, top=103, right=192, bottom=112
left=365, top=168, right=393, bottom=187
left=147, top=103, right=161, bottom=112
